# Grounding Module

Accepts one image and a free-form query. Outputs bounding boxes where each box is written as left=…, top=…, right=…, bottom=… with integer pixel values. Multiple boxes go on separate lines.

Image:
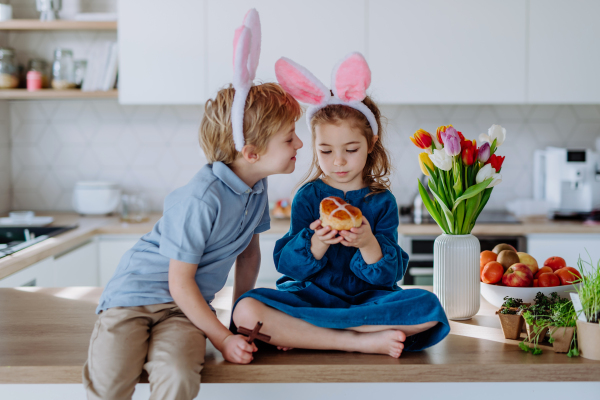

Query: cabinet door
left=527, top=234, right=600, bottom=275
left=226, top=233, right=282, bottom=287
left=528, top=0, right=600, bottom=103
left=207, top=0, right=366, bottom=99
left=98, top=235, right=141, bottom=287
left=52, top=241, right=98, bottom=286
left=118, top=0, right=206, bottom=104
left=368, top=0, right=526, bottom=103
left=0, top=257, right=54, bottom=287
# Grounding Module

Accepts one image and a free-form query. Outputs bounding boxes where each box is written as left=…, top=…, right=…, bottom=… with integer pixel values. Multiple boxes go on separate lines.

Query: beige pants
left=83, top=302, right=207, bottom=400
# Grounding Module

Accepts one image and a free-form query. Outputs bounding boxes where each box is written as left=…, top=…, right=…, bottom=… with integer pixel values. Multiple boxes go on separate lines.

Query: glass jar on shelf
left=51, top=48, right=76, bottom=90
left=27, top=58, right=50, bottom=88
left=0, top=47, right=19, bottom=89
left=73, top=60, right=87, bottom=89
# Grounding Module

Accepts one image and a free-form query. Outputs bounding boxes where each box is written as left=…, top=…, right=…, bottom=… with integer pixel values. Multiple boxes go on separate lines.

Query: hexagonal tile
left=566, top=122, right=600, bottom=148
left=12, top=121, right=46, bottom=144
left=37, top=127, right=61, bottom=164
left=14, top=169, right=47, bottom=191
left=132, top=146, right=164, bottom=167
left=171, top=122, right=198, bottom=145
left=51, top=101, right=85, bottom=121
left=414, top=106, right=444, bottom=122
left=54, top=144, right=87, bottom=167
left=130, top=106, right=163, bottom=122
left=450, top=106, right=481, bottom=121
left=174, top=105, right=203, bottom=122
left=38, top=173, right=62, bottom=209
left=527, top=122, right=564, bottom=147
left=552, top=106, right=578, bottom=135
left=492, top=105, right=523, bottom=121
left=52, top=122, right=89, bottom=144
left=92, top=145, right=128, bottom=167
left=474, top=106, right=499, bottom=133
left=92, top=100, right=128, bottom=122
left=573, top=106, right=600, bottom=120
left=529, top=105, right=559, bottom=120
left=51, top=167, right=81, bottom=190
left=92, top=122, right=126, bottom=144
left=157, top=151, right=181, bottom=188
left=132, top=123, right=165, bottom=145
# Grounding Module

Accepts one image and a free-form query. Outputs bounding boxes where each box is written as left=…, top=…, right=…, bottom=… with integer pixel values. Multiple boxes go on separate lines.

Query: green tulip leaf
left=429, top=181, right=454, bottom=234
left=418, top=180, right=447, bottom=234
left=452, top=177, right=493, bottom=212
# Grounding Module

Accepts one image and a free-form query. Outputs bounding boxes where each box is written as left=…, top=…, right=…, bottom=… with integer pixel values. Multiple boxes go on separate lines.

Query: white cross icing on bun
left=319, top=197, right=363, bottom=231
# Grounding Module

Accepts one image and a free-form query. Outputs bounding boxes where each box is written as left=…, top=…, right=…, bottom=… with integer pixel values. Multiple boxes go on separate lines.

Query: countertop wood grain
left=1, top=212, right=599, bottom=280
left=0, top=286, right=598, bottom=384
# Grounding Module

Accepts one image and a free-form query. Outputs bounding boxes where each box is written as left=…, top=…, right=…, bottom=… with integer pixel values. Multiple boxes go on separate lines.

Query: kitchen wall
left=8, top=101, right=600, bottom=212
left=3, top=0, right=600, bottom=214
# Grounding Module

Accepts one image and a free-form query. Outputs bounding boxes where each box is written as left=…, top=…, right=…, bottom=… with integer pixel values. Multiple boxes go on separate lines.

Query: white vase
left=433, top=234, right=480, bottom=320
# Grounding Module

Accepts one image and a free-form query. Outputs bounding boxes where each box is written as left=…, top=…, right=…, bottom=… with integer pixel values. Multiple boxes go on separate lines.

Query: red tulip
left=486, top=154, right=505, bottom=172
left=461, top=140, right=477, bottom=166
left=410, top=129, right=433, bottom=150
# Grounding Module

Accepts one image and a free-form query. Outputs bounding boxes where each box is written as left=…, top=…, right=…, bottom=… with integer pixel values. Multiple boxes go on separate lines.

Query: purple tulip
left=441, top=127, right=461, bottom=156
left=478, top=142, right=490, bottom=163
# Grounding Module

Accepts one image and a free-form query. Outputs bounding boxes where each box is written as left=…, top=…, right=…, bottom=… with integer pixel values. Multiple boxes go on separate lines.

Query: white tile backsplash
left=4, top=101, right=600, bottom=213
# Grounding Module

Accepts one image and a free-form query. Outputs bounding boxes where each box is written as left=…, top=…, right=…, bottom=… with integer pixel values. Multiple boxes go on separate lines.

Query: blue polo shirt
left=97, top=162, right=270, bottom=314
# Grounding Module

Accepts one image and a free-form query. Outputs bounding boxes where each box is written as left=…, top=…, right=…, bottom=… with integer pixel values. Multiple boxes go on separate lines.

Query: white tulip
left=431, top=132, right=443, bottom=150
left=478, top=124, right=506, bottom=147
left=476, top=164, right=502, bottom=188
left=429, top=149, right=452, bottom=171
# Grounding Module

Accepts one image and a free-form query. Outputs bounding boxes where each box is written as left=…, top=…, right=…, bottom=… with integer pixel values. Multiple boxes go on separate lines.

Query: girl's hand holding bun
left=338, top=217, right=376, bottom=249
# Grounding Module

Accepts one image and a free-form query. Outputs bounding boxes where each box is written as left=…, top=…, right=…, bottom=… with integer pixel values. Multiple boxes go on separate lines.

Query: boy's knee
left=147, top=360, right=201, bottom=393
left=232, top=297, right=263, bottom=328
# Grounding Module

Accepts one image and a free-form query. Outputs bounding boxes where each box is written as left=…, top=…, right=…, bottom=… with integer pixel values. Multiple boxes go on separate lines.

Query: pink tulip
left=441, top=127, right=461, bottom=156
left=478, top=142, right=490, bottom=163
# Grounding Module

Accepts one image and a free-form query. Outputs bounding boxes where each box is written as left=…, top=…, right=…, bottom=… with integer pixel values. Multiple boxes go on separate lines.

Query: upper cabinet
left=367, top=0, right=527, bottom=104
left=118, top=0, right=206, bottom=104
left=206, top=0, right=366, bottom=99
left=528, top=0, right=600, bottom=103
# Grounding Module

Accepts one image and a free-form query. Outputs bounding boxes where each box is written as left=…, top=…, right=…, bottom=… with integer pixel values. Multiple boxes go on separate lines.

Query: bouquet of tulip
left=410, top=124, right=506, bottom=234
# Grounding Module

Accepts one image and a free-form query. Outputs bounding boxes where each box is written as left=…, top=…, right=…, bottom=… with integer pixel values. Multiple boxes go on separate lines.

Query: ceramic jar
left=433, top=233, right=480, bottom=320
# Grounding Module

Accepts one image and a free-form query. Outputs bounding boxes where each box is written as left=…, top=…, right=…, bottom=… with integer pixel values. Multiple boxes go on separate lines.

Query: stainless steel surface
left=0, top=225, right=77, bottom=259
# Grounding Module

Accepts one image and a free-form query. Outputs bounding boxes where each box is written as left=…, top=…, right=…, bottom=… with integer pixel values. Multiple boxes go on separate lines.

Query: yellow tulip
left=419, top=152, right=435, bottom=176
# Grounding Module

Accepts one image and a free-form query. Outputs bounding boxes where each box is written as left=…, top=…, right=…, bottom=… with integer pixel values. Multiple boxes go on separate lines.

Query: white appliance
left=72, top=181, right=121, bottom=215
left=534, top=147, right=600, bottom=215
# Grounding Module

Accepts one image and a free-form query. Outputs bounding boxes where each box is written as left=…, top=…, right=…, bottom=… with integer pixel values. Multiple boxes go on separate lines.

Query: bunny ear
left=233, top=26, right=251, bottom=88
left=243, top=8, right=261, bottom=81
left=275, top=57, right=329, bottom=105
left=331, top=52, right=371, bottom=102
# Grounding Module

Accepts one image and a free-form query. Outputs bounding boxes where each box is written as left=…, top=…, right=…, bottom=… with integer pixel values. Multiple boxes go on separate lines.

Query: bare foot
left=277, top=346, right=294, bottom=351
left=353, top=329, right=406, bottom=358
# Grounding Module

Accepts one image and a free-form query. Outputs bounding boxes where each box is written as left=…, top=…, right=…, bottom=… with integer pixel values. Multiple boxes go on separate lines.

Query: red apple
left=502, top=263, right=534, bottom=287
left=543, top=256, right=567, bottom=272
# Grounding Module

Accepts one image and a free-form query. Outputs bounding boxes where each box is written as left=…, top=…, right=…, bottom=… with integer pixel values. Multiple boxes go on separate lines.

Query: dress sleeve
left=273, top=186, right=328, bottom=281
left=158, top=197, right=215, bottom=264
left=349, top=197, right=409, bottom=288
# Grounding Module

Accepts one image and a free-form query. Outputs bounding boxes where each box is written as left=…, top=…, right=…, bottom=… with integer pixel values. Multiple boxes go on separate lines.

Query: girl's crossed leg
left=232, top=297, right=437, bottom=358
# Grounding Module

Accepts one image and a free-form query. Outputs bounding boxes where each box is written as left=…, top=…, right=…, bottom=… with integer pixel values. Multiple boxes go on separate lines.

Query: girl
left=232, top=53, right=449, bottom=358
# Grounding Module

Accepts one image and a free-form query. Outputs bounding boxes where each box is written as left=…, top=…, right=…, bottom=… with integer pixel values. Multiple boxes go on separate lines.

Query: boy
left=83, top=83, right=303, bottom=400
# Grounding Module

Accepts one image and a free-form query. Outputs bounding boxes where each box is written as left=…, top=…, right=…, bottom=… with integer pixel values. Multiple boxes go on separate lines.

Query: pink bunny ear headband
left=274, top=52, right=378, bottom=136
left=232, top=9, right=261, bottom=151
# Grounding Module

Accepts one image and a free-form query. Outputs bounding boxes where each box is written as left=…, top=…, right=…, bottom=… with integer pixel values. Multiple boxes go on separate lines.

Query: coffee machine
left=534, top=147, right=600, bottom=218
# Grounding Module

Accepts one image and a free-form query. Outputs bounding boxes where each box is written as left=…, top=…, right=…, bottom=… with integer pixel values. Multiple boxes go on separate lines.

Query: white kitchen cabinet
left=527, top=234, right=600, bottom=275
left=98, top=235, right=141, bottom=286
left=206, top=0, right=366, bottom=99
left=528, top=0, right=600, bottom=103
left=118, top=0, right=206, bottom=104
left=368, top=0, right=527, bottom=103
left=0, top=257, right=54, bottom=287
left=52, top=240, right=98, bottom=287
left=226, top=233, right=282, bottom=287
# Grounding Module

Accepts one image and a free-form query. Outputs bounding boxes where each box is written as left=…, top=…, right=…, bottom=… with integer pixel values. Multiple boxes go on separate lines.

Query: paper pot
left=549, top=326, right=575, bottom=353
left=577, top=320, right=600, bottom=360
left=497, top=312, right=524, bottom=340
left=525, top=321, right=548, bottom=342
left=433, top=234, right=480, bottom=320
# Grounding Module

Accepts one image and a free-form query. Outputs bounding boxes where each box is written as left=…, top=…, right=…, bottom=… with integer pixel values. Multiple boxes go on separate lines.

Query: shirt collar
left=212, top=162, right=264, bottom=195
left=314, top=178, right=370, bottom=199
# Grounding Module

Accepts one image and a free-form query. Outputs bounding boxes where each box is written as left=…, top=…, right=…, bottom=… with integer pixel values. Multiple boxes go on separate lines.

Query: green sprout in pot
left=519, top=292, right=563, bottom=355
left=572, top=254, right=600, bottom=324
left=499, top=296, right=524, bottom=314
left=547, top=300, right=579, bottom=357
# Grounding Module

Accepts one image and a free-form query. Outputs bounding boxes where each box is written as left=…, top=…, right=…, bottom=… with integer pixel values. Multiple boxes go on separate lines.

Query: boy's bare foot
left=353, top=329, right=406, bottom=358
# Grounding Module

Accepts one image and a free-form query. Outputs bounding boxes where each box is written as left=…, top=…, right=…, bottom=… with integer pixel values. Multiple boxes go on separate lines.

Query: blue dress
left=235, top=179, right=450, bottom=351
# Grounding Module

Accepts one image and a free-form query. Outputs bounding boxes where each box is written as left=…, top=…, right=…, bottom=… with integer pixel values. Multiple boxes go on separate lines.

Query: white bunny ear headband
left=274, top=52, right=378, bottom=136
left=232, top=9, right=261, bottom=151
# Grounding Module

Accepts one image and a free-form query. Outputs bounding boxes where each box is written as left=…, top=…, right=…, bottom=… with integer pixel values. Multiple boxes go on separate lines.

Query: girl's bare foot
left=352, top=329, right=406, bottom=358
left=277, top=346, right=294, bottom=351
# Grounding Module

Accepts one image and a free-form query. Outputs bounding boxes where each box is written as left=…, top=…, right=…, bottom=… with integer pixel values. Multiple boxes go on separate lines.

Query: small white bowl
left=481, top=282, right=578, bottom=308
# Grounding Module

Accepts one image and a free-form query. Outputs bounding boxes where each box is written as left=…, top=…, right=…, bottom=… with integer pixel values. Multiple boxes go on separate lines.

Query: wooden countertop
left=1, top=212, right=599, bottom=281
left=1, top=286, right=598, bottom=384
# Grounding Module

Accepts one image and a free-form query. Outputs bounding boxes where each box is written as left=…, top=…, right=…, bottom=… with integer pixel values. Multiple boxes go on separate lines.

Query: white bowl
left=72, top=181, right=121, bottom=215
left=481, top=282, right=578, bottom=308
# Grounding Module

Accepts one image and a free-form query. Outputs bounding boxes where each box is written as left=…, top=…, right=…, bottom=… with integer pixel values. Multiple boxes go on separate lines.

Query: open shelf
left=0, top=20, right=117, bottom=31
left=0, top=89, right=118, bottom=100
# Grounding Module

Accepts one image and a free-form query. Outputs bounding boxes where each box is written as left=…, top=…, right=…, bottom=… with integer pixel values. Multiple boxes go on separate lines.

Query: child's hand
left=310, top=219, right=344, bottom=245
left=339, top=217, right=376, bottom=249
left=220, top=334, right=257, bottom=364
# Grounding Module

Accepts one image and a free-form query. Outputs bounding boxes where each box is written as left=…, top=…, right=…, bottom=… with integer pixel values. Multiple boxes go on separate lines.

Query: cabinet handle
left=54, top=240, right=93, bottom=260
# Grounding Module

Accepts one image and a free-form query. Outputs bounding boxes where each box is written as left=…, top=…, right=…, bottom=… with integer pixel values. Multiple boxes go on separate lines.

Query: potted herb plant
left=572, top=255, right=600, bottom=360
left=496, top=296, right=527, bottom=340
left=548, top=300, right=578, bottom=356
left=519, top=292, right=561, bottom=355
